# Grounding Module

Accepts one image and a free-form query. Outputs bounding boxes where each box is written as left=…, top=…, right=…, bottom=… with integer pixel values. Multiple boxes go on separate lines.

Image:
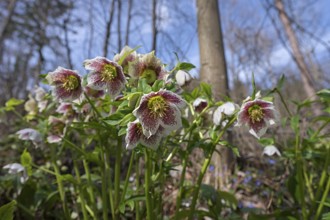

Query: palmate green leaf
left=5, top=98, right=24, bottom=111
left=200, top=82, right=212, bottom=100
left=0, top=200, right=17, bottom=220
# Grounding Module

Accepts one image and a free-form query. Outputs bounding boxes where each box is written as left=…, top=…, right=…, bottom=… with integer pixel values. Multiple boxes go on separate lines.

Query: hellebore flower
left=133, top=89, right=186, bottom=137
left=125, top=120, right=164, bottom=150
left=237, top=99, right=278, bottom=139
left=128, top=51, right=168, bottom=85
left=175, top=70, right=192, bottom=87
left=193, top=98, right=208, bottom=113
left=16, top=128, right=42, bottom=144
left=113, top=46, right=137, bottom=74
left=47, top=116, right=66, bottom=143
left=213, top=102, right=237, bottom=126
left=3, top=163, right=25, bottom=174
left=84, top=86, right=105, bottom=99
left=262, top=145, right=281, bottom=157
left=46, top=67, right=82, bottom=101
left=84, top=57, right=127, bottom=97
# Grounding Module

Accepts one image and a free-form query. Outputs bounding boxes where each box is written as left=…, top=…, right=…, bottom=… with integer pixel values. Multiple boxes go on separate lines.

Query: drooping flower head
left=237, top=99, right=278, bottom=139
left=113, top=46, right=137, bottom=74
left=262, top=145, right=281, bottom=157
left=46, top=67, right=82, bottom=101
left=47, top=116, right=66, bottom=143
left=175, top=70, right=193, bottom=87
left=125, top=120, right=164, bottom=150
left=213, top=102, right=237, bottom=126
left=193, top=98, right=208, bottom=113
left=133, top=89, right=186, bottom=137
left=84, top=57, right=127, bottom=97
left=16, top=128, right=42, bottom=145
left=128, top=51, right=168, bottom=85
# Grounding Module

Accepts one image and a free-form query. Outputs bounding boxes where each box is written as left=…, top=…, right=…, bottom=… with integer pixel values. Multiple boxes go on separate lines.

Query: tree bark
left=151, top=0, right=157, bottom=51
left=274, top=0, right=317, bottom=100
left=125, top=0, right=133, bottom=46
left=103, top=0, right=116, bottom=57
left=0, top=0, right=17, bottom=45
left=196, top=0, right=232, bottom=190
left=197, top=0, right=229, bottom=100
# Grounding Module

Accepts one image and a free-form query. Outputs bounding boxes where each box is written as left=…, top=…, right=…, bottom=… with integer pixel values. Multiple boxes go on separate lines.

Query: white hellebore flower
left=262, top=145, right=281, bottom=157
left=3, top=163, right=25, bottom=174
left=175, top=70, right=192, bottom=87
left=213, top=102, right=237, bottom=126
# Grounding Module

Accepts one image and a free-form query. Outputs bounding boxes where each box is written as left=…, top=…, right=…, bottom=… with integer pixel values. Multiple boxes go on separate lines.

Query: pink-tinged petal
left=16, top=128, right=42, bottom=143
left=84, top=86, right=105, bottom=98
left=140, top=111, right=161, bottom=138
left=128, top=58, right=145, bottom=78
left=84, top=56, right=110, bottom=72
left=47, top=135, right=62, bottom=143
left=140, top=132, right=162, bottom=149
left=254, top=99, right=273, bottom=109
left=113, top=46, right=137, bottom=66
left=87, top=72, right=108, bottom=90
left=159, top=90, right=186, bottom=109
left=125, top=121, right=143, bottom=149
left=159, top=104, right=182, bottom=132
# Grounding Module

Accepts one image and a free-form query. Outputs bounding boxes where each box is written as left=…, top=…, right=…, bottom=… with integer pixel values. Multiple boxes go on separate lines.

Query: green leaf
left=5, top=98, right=24, bottom=111
left=317, top=89, right=330, bottom=101
left=200, top=82, right=212, bottom=100
left=276, top=74, right=285, bottom=90
left=175, top=62, right=196, bottom=71
left=290, top=115, right=300, bottom=133
left=20, top=149, right=32, bottom=176
left=0, top=200, right=17, bottom=220
left=258, top=138, right=274, bottom=146
left=218, top=190, right=238, bottom=209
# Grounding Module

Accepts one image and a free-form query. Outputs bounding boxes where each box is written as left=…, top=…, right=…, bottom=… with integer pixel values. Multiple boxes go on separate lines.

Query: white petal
left=213, top=107, right=223, bottom=126
left=221, top=102, right=236, bottom=116
left=175, top=70, right=192, bottom=86
left=193, top=98, right=207, bottom=107
left=263, top=145, right=281, bottom=157
left=3, top=163, right=25, bottom=174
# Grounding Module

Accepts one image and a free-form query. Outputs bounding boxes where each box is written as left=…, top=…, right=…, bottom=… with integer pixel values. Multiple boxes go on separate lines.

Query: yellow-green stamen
left=248, top=104, right=264, bottom=123
left=141, top=68, right=157, bottom=84
left=101, top=64, right=117, bottom=81
left=63, top=75, right=79, bottom=91
left=148, top=95, right=167, bottom=118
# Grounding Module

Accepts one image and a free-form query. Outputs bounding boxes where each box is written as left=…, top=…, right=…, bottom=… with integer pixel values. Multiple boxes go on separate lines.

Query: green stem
left=83, top=159, right=98, bottom=220
left=121, top=151, right=135, bottom=203
left=188, top=117, right=236, bottom=220
left=295, top=133, right=307, bottom=219
left=52, top=157, right=70, bottom=220
left=135, top=156, right=141, bottom=220
left=275, top=88, right=292, bottom=117
left=114, top=137, right=123, bottom=219
left=174, top=154, right=188, bottom=219
left=100, top=147, right=109, bottom=220
left=314, top=172, right=330, bottom=220
left=73, top=160, right=89, bottom=220
left=103, top=148, right=115, bottom=220
left=144, top=148, right=153, bottom=220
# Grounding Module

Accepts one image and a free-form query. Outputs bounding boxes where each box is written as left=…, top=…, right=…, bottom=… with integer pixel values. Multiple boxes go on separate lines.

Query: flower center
left=102, top=64, right=117, bottom=81
left=248, top=104, right=264, bottom=123
left=148, top=95, right=167, bottom=117
left=63, top=75, right=79, bottom=91
left=141, top=68, right=157, bottom=84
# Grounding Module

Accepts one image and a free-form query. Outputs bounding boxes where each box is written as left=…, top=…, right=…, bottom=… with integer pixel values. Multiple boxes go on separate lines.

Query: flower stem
left=188, top=117, right=236, bottom=220
left=51, top=147, right=70, bottom=220
left=83, top=159, right=98, bottom=220
left=121, top=151, right=135, bottom=203
left=73, top=160, right=89, bottom=220
left=100, top=147, right=109, bottom=220
left=135, top=156, right=141, bottom=220
left=144, top=148, right=153, bottom=220
left=174, top=154, right=188, bottom=219
left=114, top=137, right=123, bottom=219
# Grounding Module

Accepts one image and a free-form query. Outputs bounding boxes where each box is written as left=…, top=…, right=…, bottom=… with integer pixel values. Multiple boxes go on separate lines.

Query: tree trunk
left=151, top=0, right=157, bottom=51
left=197, top=0, right=229, bottom=100
left=103, top=0, right=116, bottom=57
left=0, top=0, right=17, bottom=45
left=196, top=0, right=232, bottom=190
left=274, top=0, right=317, bottom=100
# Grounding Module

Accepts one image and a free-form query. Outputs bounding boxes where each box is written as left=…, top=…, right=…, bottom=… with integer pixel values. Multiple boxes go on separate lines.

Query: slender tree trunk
left=103, top=0, right=116, bottom=57
left=196, top=0, right=232, bottom=190
left=151, top=0, right=157, bottom=51
left=0, top=0, right=17, bottom=45
left=197, top=0, right=228, bottom=100
left=117, top=0, right=122, bottom=50
left=125, top=0, right=133, bottom=46
left=63, top=18, right=73, bottom=69
left=274, top=0, right=317, bottom=99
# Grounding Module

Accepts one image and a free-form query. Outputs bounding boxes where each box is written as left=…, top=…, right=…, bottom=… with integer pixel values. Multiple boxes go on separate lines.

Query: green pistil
left=248, top=104, right=264, bottom=123
left=63, top=75, right=79, bottom=91
left=102, top=64, right=117, bottom=81
left=141, top=68, right=157, bottom=84
left=148, top=95, right=167, bottom=117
